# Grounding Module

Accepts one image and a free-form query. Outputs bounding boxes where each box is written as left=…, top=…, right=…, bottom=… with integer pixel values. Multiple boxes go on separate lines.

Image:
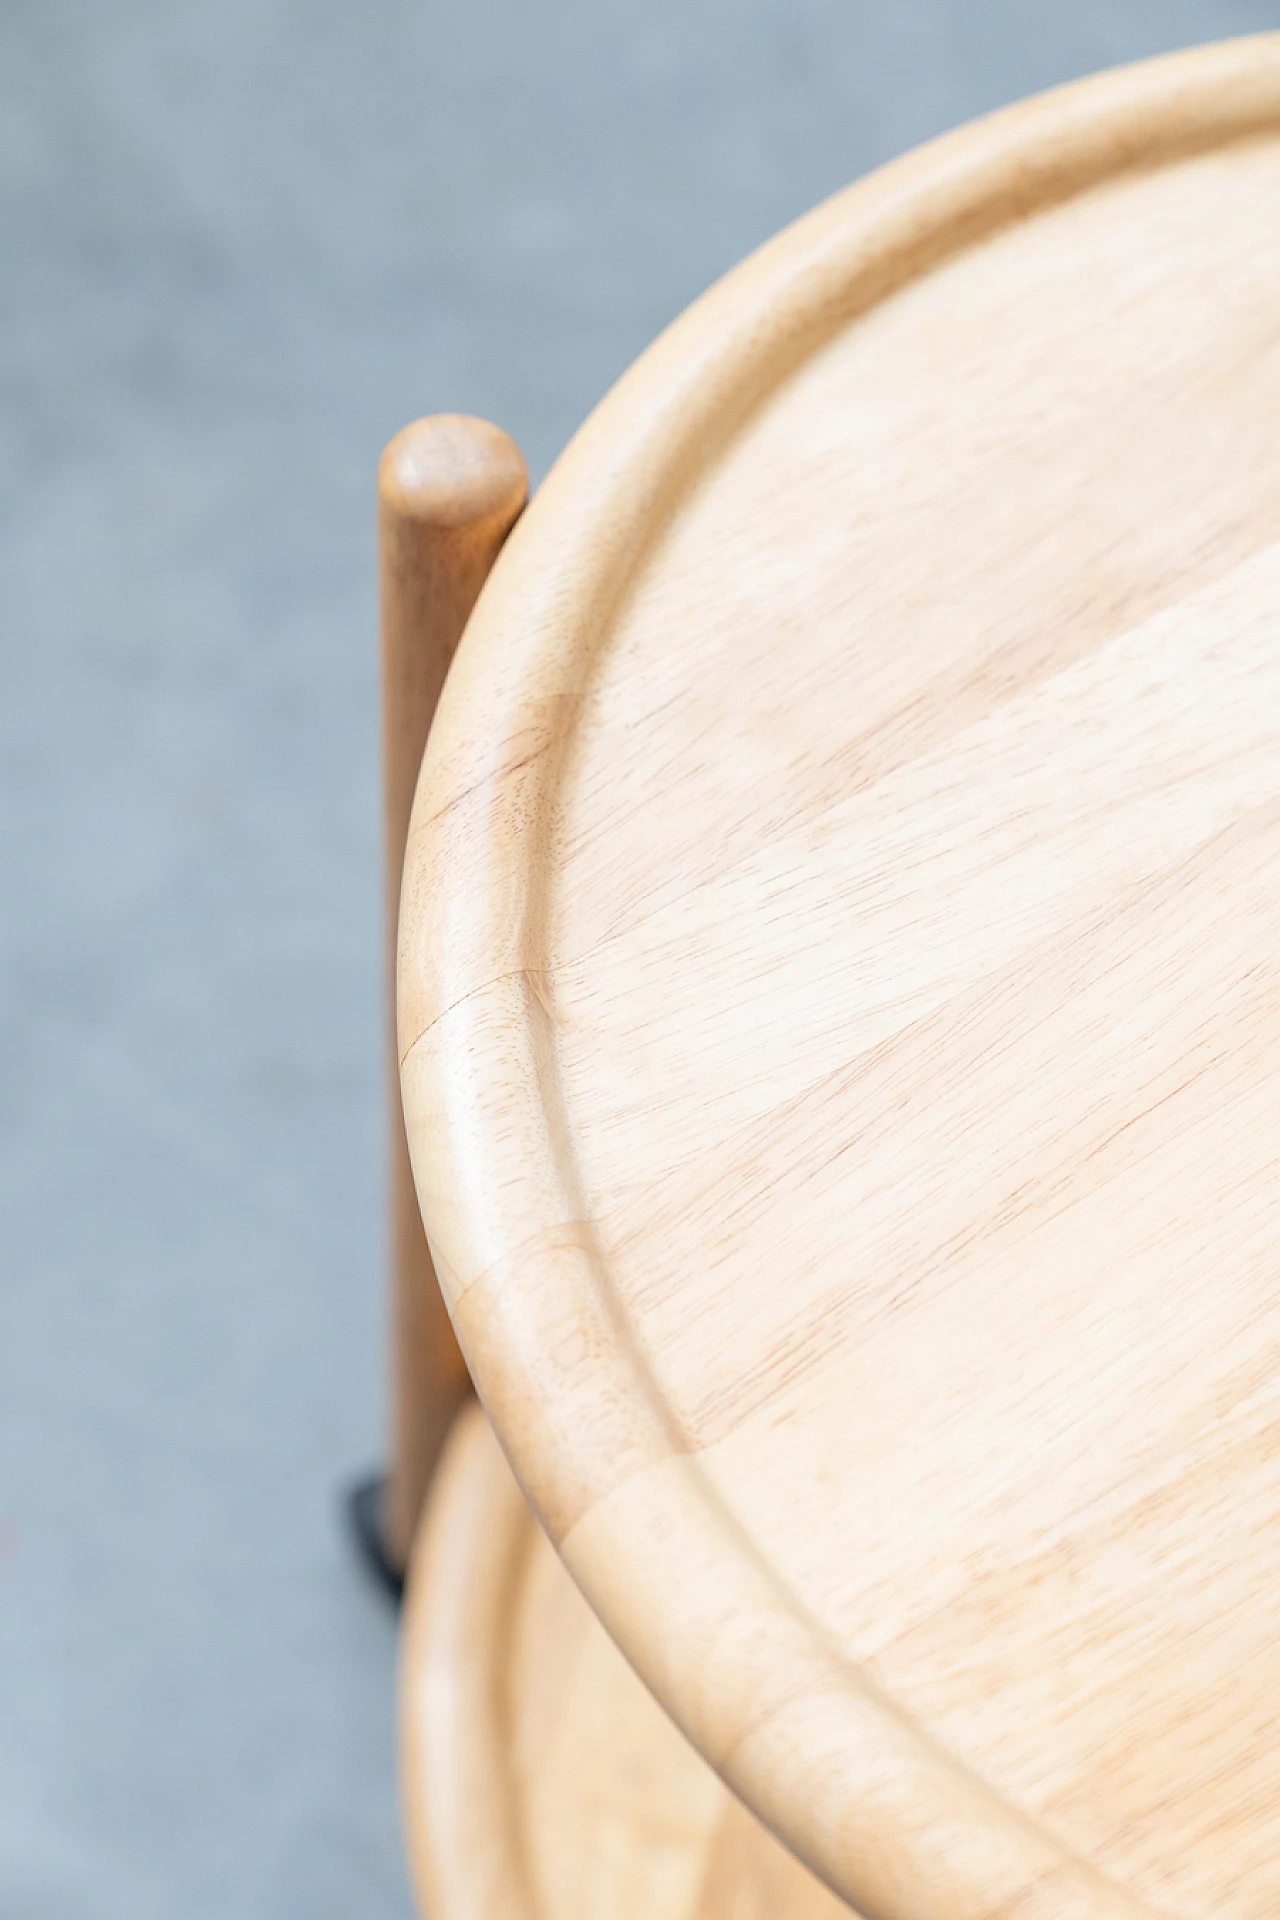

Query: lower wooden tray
left=400, top=1399, right=849, bottom=1920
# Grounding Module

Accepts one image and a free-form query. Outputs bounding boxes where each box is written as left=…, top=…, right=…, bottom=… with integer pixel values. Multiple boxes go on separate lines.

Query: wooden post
left=376, top=415, right=527, bottom=1582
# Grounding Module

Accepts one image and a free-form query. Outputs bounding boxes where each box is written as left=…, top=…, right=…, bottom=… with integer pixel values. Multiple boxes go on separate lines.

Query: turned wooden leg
left=360, top=415, right=527, bottom=1588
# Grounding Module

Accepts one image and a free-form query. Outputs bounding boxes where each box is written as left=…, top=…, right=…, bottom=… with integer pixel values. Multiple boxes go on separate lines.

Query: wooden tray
left=401, top=1402, right=847, bottom=1920
left=400, top=37, right=1280, bottom=1918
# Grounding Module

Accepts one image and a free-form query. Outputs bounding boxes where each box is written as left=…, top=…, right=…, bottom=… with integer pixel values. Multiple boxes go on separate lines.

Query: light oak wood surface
left=401, top=1400, right=850, bottom=1920
left=378, top=416, right=526, bottom=1571
left=399, top=37, right=1280, bottom=1918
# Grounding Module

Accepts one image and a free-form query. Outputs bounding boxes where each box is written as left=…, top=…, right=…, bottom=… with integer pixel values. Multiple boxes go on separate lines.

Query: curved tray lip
left=400, top=37, right=1280, bottom=1918
left=400, top=1401, right=538, bottom=1920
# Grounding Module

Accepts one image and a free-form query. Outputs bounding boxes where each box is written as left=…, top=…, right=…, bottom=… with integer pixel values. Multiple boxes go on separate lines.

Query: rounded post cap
left=379, top=415, right=528, bottom=532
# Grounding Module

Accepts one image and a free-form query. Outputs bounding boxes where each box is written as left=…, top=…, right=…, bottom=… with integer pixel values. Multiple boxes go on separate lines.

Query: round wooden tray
left=401, top=1402, right=846, bottom=1920
left=400, top=37, right=1280, bottom=1919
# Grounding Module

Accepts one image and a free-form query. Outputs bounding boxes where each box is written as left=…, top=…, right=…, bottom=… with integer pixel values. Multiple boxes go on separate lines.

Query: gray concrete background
left=0, top=4, right=1274, bottom=1915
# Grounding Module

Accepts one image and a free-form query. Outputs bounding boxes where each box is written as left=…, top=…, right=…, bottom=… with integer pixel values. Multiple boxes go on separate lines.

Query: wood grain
left=399, top=38, right=1280, bottom=1918
left=401, top=1401, right=851, bottom=1920
left=378, top=416, right=526, bottom=1571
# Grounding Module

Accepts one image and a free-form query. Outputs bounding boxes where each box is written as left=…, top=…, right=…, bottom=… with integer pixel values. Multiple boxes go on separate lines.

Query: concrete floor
left=0, top=3, right=1273, bottom=1914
